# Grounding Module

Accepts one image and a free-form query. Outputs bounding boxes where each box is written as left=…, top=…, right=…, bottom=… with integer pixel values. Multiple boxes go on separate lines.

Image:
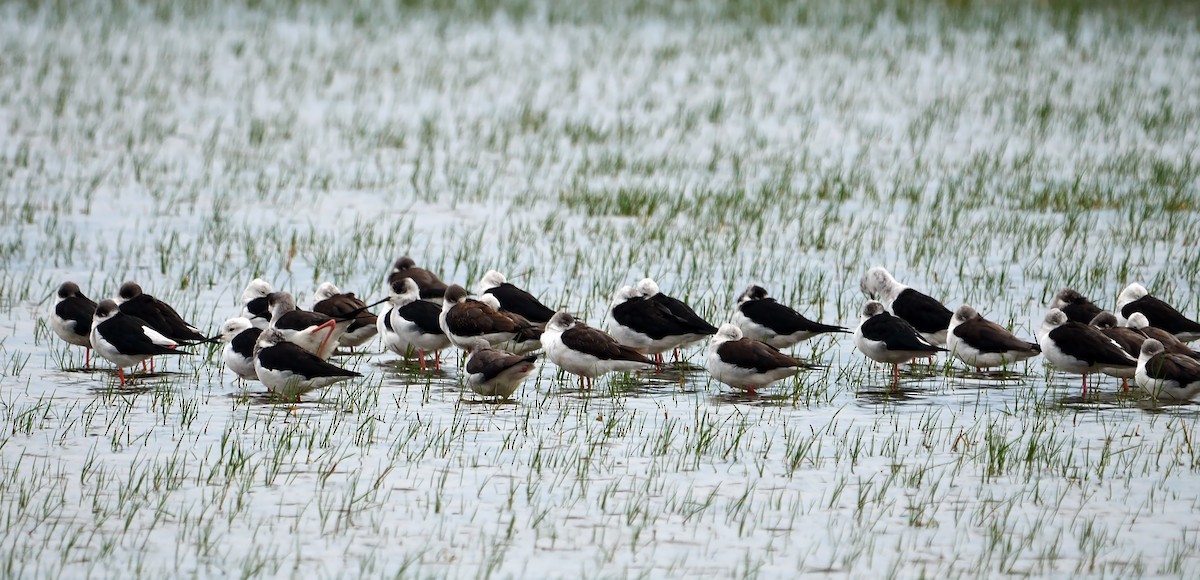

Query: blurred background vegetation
left=9, top=0, right=1199, bottom=30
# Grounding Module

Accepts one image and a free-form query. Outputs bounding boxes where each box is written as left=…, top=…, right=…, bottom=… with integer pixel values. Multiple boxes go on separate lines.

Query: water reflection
left=373, top=357, right=454, bottom=379
left=709, top=390, right=796, bottom=407
left=57, top=366, right=109, bottom=374
left=854, top=383, right=931, bottom=404
left=458, top=395, right=521, bottom=408
left=85, top=371, right=186, bottom=395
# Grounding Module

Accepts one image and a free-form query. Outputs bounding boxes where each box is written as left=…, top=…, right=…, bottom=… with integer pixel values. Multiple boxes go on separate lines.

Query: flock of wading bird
left=47, top=258, right=1200, bottom=401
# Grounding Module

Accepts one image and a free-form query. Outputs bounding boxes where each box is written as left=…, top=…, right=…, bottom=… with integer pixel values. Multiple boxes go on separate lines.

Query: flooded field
left=2, top=0, right=1200, bottom=576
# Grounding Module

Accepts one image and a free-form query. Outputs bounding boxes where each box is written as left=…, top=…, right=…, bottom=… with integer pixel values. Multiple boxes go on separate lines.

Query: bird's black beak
left=362, top=297, right=389, bottom=309
left=334, top=297, right=388, bottom=321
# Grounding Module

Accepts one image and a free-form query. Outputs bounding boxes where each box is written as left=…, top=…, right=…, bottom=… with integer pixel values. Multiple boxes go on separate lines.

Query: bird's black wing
left=98, top=315, right=189, bottom=356
left=274, top=310, right=334, bottom=332
left=1049, top=322, right=1135, bottom=367
left=467, top=350, right=539, bottom=381
left=740, top=298, right=847, bottom=335
left=954, top=317, right=1038, bottom=354
left=314, top=293, right=377, bottom=332
left=56, top=295, right=98, bottom=337
left=561, top=326, right=652, bottom=363
left=1122, top=295, right=1200, bottom=336
left=487, top=283, right=555, bottom=324
left=397, top=300, right=445, bottom=335
left=891, top=288, right=953, bottom=335
left=717, top=339, right=804, bottom=373
left=862, top=313, right=942, bottom=353
left=1061, top=301, right=1103, bottom=324
left=445, top=300, right=517, bottom=335
left=651, top=293, right=718, bottom=334
left=389, top=268, right=448, bottom=300
left=245, top=296, right=272, bottom=321
left=257, top=342, right=361, bottom=378
left=230, top=327, right=263, bottom=358
left=611, top=297, right=694, bottom=340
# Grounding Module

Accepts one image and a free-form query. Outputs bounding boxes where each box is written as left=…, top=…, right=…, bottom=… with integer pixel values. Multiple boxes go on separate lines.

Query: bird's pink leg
left=314, top=319, right=338, bottom=359
left=418, top=349, right=427, bottom=372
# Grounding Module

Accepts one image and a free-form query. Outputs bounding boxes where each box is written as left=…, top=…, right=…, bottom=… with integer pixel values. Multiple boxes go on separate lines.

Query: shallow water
left=2, top=1, right=1200, bottom=577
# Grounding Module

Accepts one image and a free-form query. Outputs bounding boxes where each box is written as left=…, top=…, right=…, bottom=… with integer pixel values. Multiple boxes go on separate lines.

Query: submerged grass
left=0, top=0, right=1199, bottom=577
